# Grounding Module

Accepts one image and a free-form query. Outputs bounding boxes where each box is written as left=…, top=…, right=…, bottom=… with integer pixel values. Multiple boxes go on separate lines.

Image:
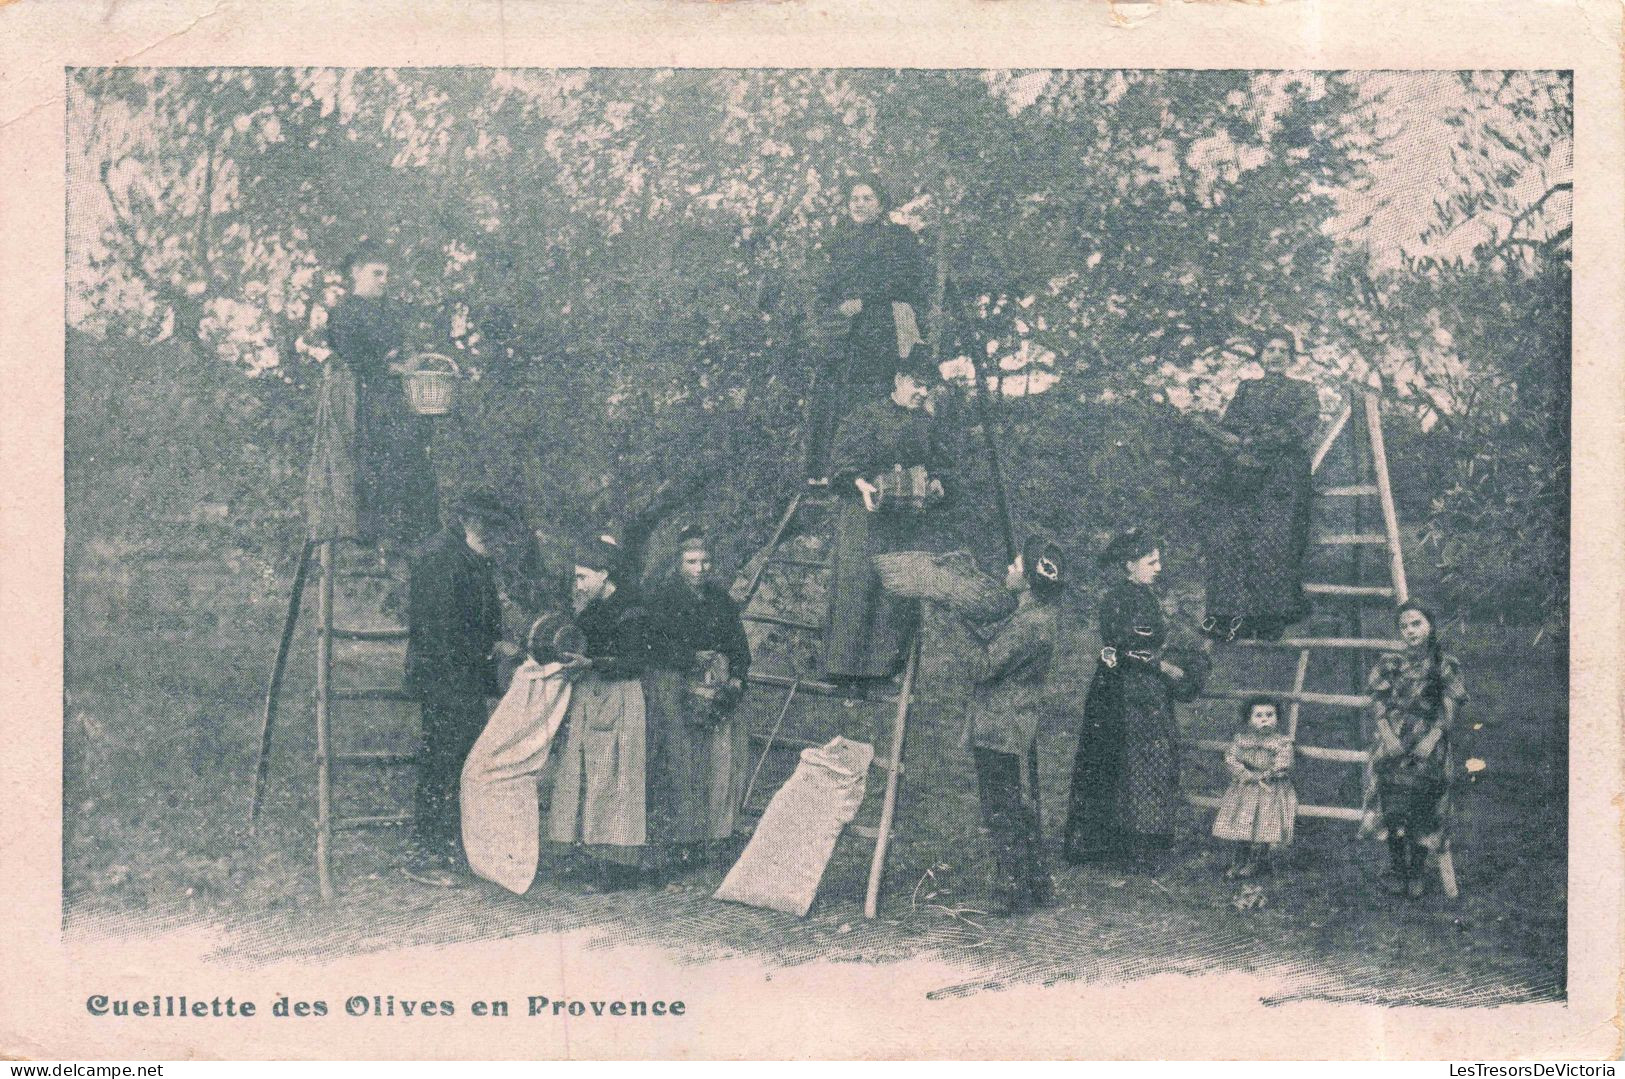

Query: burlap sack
left=713, top=736, right=874, bottom=917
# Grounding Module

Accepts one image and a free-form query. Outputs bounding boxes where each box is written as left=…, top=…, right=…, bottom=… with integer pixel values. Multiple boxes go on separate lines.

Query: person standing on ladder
left=1196, top=328, right=1319, bottom=642
left=823, top=352, right=951, bottom=686
left=328, top=242, right=440, bottom=560
left=805, top=175, right=927, bottom=483
left=403, top=489, right=520, bottom=888
left=961, top=536, right=1066, bottom=916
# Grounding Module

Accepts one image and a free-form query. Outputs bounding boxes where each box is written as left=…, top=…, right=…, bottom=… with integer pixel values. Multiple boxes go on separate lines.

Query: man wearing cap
left=328, top=242, right=439, bottom=553
left=403, top=490, right=520, bottom=886
left=959, top=536, right=1066, bottom=916
left=823, top=353, right=953, bottom=683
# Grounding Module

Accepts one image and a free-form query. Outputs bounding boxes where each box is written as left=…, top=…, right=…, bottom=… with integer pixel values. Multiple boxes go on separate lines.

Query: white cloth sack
left=460, top=659, right=573, bottom=894
left=713, top=736, right=874, bottom=917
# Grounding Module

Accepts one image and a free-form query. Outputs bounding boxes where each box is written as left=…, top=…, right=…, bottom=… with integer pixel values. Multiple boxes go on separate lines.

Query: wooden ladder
left=1187, top=386, right=1459, bottom=897
left=249, top=537, right=418, bottom=901
left=732, top=491, right=920, bottom=920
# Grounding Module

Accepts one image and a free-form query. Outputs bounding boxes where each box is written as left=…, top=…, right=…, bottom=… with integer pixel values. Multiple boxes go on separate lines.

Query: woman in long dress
left=1198, top=329, right=1320, bottom=641
left=1359, top=601, right=1468, bottom=899
left=806, top=176, right=927, bottom=481
left=326, top=244, right=440, bottom=552
left=546, top=534, right=659, bottom=889
left=822, top=357, right=951, bottom=682
left=1062, top=530, right=1201, bottom=868
left=642, top=528, right=753, bottom=865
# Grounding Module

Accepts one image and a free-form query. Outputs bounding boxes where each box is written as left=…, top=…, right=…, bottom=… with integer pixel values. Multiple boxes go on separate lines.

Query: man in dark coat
left=822, top=353, right=951, bottom=682
left=328, top=243, right=440, bottom=553
left=403, top=490, right=519, bottom=886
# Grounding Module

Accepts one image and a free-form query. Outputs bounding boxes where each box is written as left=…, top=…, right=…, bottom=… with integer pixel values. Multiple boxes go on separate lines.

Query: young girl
left=1360, top=600, right=1468, bottom=899
left=1211, top=696, right=1297, bottom=878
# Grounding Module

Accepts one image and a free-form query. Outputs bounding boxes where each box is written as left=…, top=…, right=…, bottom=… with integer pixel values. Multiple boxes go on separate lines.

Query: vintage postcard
left=1, top=0, right=1620, bottom=1061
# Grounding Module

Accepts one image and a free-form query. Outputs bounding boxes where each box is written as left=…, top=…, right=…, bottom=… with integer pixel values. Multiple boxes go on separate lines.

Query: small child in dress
left=1211, top=695, right=1297, bottom=878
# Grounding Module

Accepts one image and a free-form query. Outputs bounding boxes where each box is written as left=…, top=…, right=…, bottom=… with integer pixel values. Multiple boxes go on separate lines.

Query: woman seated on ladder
left=822, top=352, right=951, bottom=688
left=1197, top=328, right=1320, bottom=642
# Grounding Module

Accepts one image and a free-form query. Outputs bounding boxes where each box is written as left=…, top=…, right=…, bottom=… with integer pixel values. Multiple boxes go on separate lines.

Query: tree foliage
left=66, top=69, right=1570, bottom=625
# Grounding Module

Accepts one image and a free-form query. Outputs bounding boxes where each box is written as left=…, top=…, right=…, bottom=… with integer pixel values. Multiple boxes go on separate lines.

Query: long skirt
left=822, top=499, right=922, bottom=680
left=1063, top=664, right=1181, bottom=858
left=805, top=305, right=907, bottom=478
left=546, top=673, right=652, bottom=866
left=353, top=375, right=440, bottom=550
left=1211, top=778, right=1297, bottom=845
left=644, top=669, right=752, bottom=845
left=1200, top=447, right=1312, bottom=635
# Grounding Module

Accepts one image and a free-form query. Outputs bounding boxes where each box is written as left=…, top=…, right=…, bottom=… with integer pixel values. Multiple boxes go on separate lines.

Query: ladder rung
left=742, top=612, right=823, bottom=632
left=1304, top=583, right=1396, bottom=598
left=1184, top=738, right=1369, bottom=764
left=1319, top=484, right=1379, bottom=497
left=331, top=687, right=418, bottom=702
left=746, top=671, right=898, bottom=704
left=769, top=555, right=830, bottom=569
left=1186, top=794, right=1362, bottom=822
left=331, top=750, right=418, bottom=765
left=1200, top=688, right=1371, bottom=708
left=332, top=813, right=414, bottom=831
left=1316, top=533, right=1389, bottom=546
left=331, top=627, right=409, bottom=642
left=1231, top=636, right=1403, bottom=652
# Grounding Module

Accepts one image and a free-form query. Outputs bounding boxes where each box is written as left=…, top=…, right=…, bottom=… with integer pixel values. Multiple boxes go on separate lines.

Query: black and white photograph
left=3, top=0, right=1621, bottom=1063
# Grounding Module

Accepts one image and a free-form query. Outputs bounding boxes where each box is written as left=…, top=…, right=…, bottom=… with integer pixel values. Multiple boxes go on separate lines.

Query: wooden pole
left=1285, top=648, right=1311, bottom=740
left=1311, top=402, right=1353, bottom=475
left=1364, top=391, right=1409, bottom=604
left=314, top=539, right=336, bottom=902
left=864, top=629, right=919, bottom=920
left=966, top=349, right=1018, bottom=563
left=249, top=539, right=316, bottom=830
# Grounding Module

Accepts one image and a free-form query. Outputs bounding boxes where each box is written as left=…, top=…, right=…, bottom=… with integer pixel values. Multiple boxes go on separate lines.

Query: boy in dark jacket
left=962, top=535, right=1066, bottom=915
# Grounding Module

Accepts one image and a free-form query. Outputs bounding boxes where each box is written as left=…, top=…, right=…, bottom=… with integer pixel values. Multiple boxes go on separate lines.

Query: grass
left=62, top=566, right=1565, bottom=1006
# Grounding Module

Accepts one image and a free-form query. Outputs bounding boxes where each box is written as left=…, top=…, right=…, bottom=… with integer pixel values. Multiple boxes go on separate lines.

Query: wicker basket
left=402, top=352, right=460, bottom=415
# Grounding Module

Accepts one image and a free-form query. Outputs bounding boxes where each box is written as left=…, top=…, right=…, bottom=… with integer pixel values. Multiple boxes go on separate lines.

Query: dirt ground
left=61, top=564, right=1566, bottom=1007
